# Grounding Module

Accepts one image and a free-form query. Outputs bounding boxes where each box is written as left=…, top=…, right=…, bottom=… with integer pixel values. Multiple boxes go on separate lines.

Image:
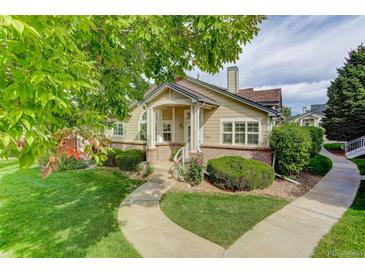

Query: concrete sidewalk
left=118, top=162, right=225, bottom=258
left=223, top=148, right=361, bottom=257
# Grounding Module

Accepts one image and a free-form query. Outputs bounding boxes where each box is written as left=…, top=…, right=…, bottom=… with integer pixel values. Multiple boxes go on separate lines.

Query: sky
left=188, top=16, right=365, bottom=115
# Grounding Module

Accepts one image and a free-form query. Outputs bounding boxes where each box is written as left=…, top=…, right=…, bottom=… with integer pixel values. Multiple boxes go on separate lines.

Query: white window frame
left=220, top=118, right=261, bottom=147
left=113, top=122, right=124, bottom=137
left=162, top=121, right=172, bottom=142
left=138, top=110, right=148, bottom=142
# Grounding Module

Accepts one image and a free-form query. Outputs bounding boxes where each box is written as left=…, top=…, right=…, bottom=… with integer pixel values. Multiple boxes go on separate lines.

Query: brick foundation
left=110, top=141, right=146, bottom=150
left=146, top=143, right=184, bottom=164
left=201, top=145, right=272, bottom=165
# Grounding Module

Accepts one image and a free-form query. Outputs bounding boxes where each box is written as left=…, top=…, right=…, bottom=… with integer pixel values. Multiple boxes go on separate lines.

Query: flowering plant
left=186, top=154, right=204, bottom=185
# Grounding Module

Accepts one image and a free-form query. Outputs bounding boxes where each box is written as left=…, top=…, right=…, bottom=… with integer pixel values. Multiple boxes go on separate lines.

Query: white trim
left=112, top=122, right=124, bottom=137
left=219, top=118, right=261, bottom=147
left=149, top=99, right=191, bottom=108
left=172, top=107, right=176, bottom=142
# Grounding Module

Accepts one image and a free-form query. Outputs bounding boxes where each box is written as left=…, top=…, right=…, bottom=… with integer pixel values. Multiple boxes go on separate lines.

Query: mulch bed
left=172, top=172, right=322, bottom=202
left=326, top=149, right=345, bottom=156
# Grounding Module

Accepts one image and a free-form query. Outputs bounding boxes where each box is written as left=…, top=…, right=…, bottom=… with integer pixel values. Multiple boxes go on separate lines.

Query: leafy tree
left=279, top=106, right=291, bottom=123
left=323, top=44, right=365, bottom=141
left=0, top=15, right=265, bottom=172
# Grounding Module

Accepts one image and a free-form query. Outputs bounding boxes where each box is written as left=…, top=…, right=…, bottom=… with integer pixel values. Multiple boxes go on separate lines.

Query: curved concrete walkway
left=118, top=148, right=361, bottom=257
left=118, top=162, right=225, bottom=257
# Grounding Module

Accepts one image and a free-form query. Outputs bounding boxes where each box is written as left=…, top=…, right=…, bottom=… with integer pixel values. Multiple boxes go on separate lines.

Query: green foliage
left=115, top=149, right=146, bottom=171
left=142, top=163, right=154, bottom=178
left=0, top=15, right=265, bottom=168
left=324, top=143, right=344, bottom=151
left=185, top=155, right=204, bottom=185
left=0, top=163, right=142, bottom=257
left=304, top=126, right=324, bottom=156
left=56, top=156, right=89, bottom=171
left=207, top=156, right=275, bottom=191
left=160, top=191, right=287, bottom=247
left=323, top=44, right=365, bottom=141
left=270, top=123, right=312, bottom=176
left=305, top=154, right=332, bottom=176
left=280, top=106, right=292, bottom=123
left=104, top=148, right=124, bottom=167
left=351, top=158, right=365, bottom=175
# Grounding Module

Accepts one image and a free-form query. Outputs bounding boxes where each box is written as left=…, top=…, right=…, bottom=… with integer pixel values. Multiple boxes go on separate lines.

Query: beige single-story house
left=105, top=66, right=282, bottom=165
left=294, top=104, right=326, bottom=127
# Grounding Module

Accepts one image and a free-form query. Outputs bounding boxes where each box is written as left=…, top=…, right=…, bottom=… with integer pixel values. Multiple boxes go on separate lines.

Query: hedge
left=270, top=123, right=312, bottom=176
left=207, top=156, right=275, bottom=191
left=115, top=149, right=146, bottom=171
left=104, top=148, right=124, bottom=167
left=304, top=126, right=324, bottom=156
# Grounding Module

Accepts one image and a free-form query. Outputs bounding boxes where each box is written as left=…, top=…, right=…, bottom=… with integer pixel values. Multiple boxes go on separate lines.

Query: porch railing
left=171, top=146, right=185, bottom=180
left=345, top=135, right=365, bottom=159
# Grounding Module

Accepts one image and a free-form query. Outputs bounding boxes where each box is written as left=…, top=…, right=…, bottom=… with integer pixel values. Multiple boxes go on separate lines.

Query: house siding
left=177, top=79, right=270, bottom=147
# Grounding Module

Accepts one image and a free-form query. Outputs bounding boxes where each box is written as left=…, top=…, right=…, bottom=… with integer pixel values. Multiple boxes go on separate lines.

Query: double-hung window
left=221, top=120, right=259, bottom=146
left=113, top=122, right=124, bottom=136
left=162, top=122, right=172, bottom=142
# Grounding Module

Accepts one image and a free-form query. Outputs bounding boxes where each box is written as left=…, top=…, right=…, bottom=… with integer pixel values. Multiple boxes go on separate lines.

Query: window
left=162, top=122, right=172, bottom=142
left=221, top=120, right=260, bottom=146
left=247, top=121, right=259, bottom=145
left=139, top=110, right=147, bottom=141
left=113, top=123, right=124, bottom=136
left=222, top=122, right=233, bottom=144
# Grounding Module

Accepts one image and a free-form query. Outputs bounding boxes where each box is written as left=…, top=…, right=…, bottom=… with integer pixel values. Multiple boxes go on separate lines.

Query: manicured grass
left=160, top=191, right=288, bottom=248
left=0, top=163, right=142, bottom=258
left=323, top=143, right=344, bottom=151
left=305, top=154, right=332, bottom=176
left=313, top=180, right=365, bottom=258
left=351, top=158, right=365, bottom=175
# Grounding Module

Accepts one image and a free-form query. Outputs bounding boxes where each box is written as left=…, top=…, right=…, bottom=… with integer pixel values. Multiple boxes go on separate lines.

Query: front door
left=184, top=110, right=191, bottom=155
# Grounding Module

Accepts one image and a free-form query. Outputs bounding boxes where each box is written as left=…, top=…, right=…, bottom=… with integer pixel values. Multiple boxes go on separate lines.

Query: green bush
left=305, top=154, right=332, bottom=176
left=185, top=154, right=204, bottom=185
left=104, top=148, right=124, bottom=167
left=304, top=126, right=324, bottom=156
left=207, top=156, right=275, bottom=191
left=270, top=123, right=312, bottom=176
left=57, top=156, right=89, bottom=171
left=115, top=149, right=146, bottom=171
left=323, top=143, right=344, bottom=151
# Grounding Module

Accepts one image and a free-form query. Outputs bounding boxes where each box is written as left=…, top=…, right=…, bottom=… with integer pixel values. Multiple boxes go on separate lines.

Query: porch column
left=147, top=107, right=156, bottom=149
left=190, top=103, right=201, bottom=152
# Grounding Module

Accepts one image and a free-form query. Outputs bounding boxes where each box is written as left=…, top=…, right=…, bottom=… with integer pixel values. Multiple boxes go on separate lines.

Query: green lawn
left=351, top=158, right=365, bottom=175
left=313, top=159, right=365, bottom=258
left=0, top=159, right=18, bottom=169
left=313, top=180, right=365, bottom=258
left=0, top=162, right=142, bottom=258
left=305, top=154, right=333, bottom=176
left=160, top=191, right=288, bottom=248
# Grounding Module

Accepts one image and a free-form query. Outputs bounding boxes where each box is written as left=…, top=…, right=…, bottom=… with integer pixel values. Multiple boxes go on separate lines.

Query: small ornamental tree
left=323, top=44, right=365, bottom=141
left=304, top=126, right=324, bottom=156
left=270, top=123, right=312, bottom=176
left=0, top=15, right=265, bottom=176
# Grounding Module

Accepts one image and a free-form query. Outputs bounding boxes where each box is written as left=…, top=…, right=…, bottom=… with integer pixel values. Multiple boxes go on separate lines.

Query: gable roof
left=237, top=88, right=282, bottom=107
left=141, top=82, right=219, bottom=107
left=294, top=111, right=324, bottom=122
left=185, top=76, right=279, bottom=116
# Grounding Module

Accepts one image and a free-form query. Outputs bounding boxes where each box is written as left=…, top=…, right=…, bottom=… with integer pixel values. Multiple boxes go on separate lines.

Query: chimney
left=227, top=66, right=239, bottom=93
left=303, top=107, right=307, bottom=114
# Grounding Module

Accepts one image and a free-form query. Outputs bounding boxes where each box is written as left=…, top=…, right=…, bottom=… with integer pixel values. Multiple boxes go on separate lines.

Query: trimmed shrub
left=270, top=123, right=312, bottom=176
left=104, top=148, right=124, bottom=167
left=304, top=126, right=324, bottom=156
left=115, top=149, right=146, bottom=171
left=207, top=156, right=275, bottom=191
left=57, top=155, right=89, bottom=171
left=305, top=154, right=332, bottom=176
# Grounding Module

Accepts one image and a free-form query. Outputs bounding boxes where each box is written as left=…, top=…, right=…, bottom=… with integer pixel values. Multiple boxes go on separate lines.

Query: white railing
left=171, top=146, right=185, bottom=180
left=345, top=135, right=365, bottom=159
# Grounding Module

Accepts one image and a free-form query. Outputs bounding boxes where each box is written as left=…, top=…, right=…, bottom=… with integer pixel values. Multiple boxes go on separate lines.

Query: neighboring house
left=105, top=66, right=282, bottom=165
left=294, top=104, right=326, bottom=127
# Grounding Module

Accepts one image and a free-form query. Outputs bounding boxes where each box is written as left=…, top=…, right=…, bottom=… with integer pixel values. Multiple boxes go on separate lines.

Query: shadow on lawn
left=0, top=167, right=142, bottom=258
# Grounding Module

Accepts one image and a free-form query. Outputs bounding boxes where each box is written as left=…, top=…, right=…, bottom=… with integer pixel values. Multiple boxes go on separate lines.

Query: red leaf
left=41, top=165, right=52, bottom=179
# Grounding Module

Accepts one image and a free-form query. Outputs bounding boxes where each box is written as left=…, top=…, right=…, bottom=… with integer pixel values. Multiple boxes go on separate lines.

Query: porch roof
left=141, top=83, right=220, bottom=107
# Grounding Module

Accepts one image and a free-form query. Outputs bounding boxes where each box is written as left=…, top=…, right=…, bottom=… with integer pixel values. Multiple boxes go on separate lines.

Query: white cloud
left=254, top=80, right=331, bottom=115
left=188, top=16, right=365, bottom=113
